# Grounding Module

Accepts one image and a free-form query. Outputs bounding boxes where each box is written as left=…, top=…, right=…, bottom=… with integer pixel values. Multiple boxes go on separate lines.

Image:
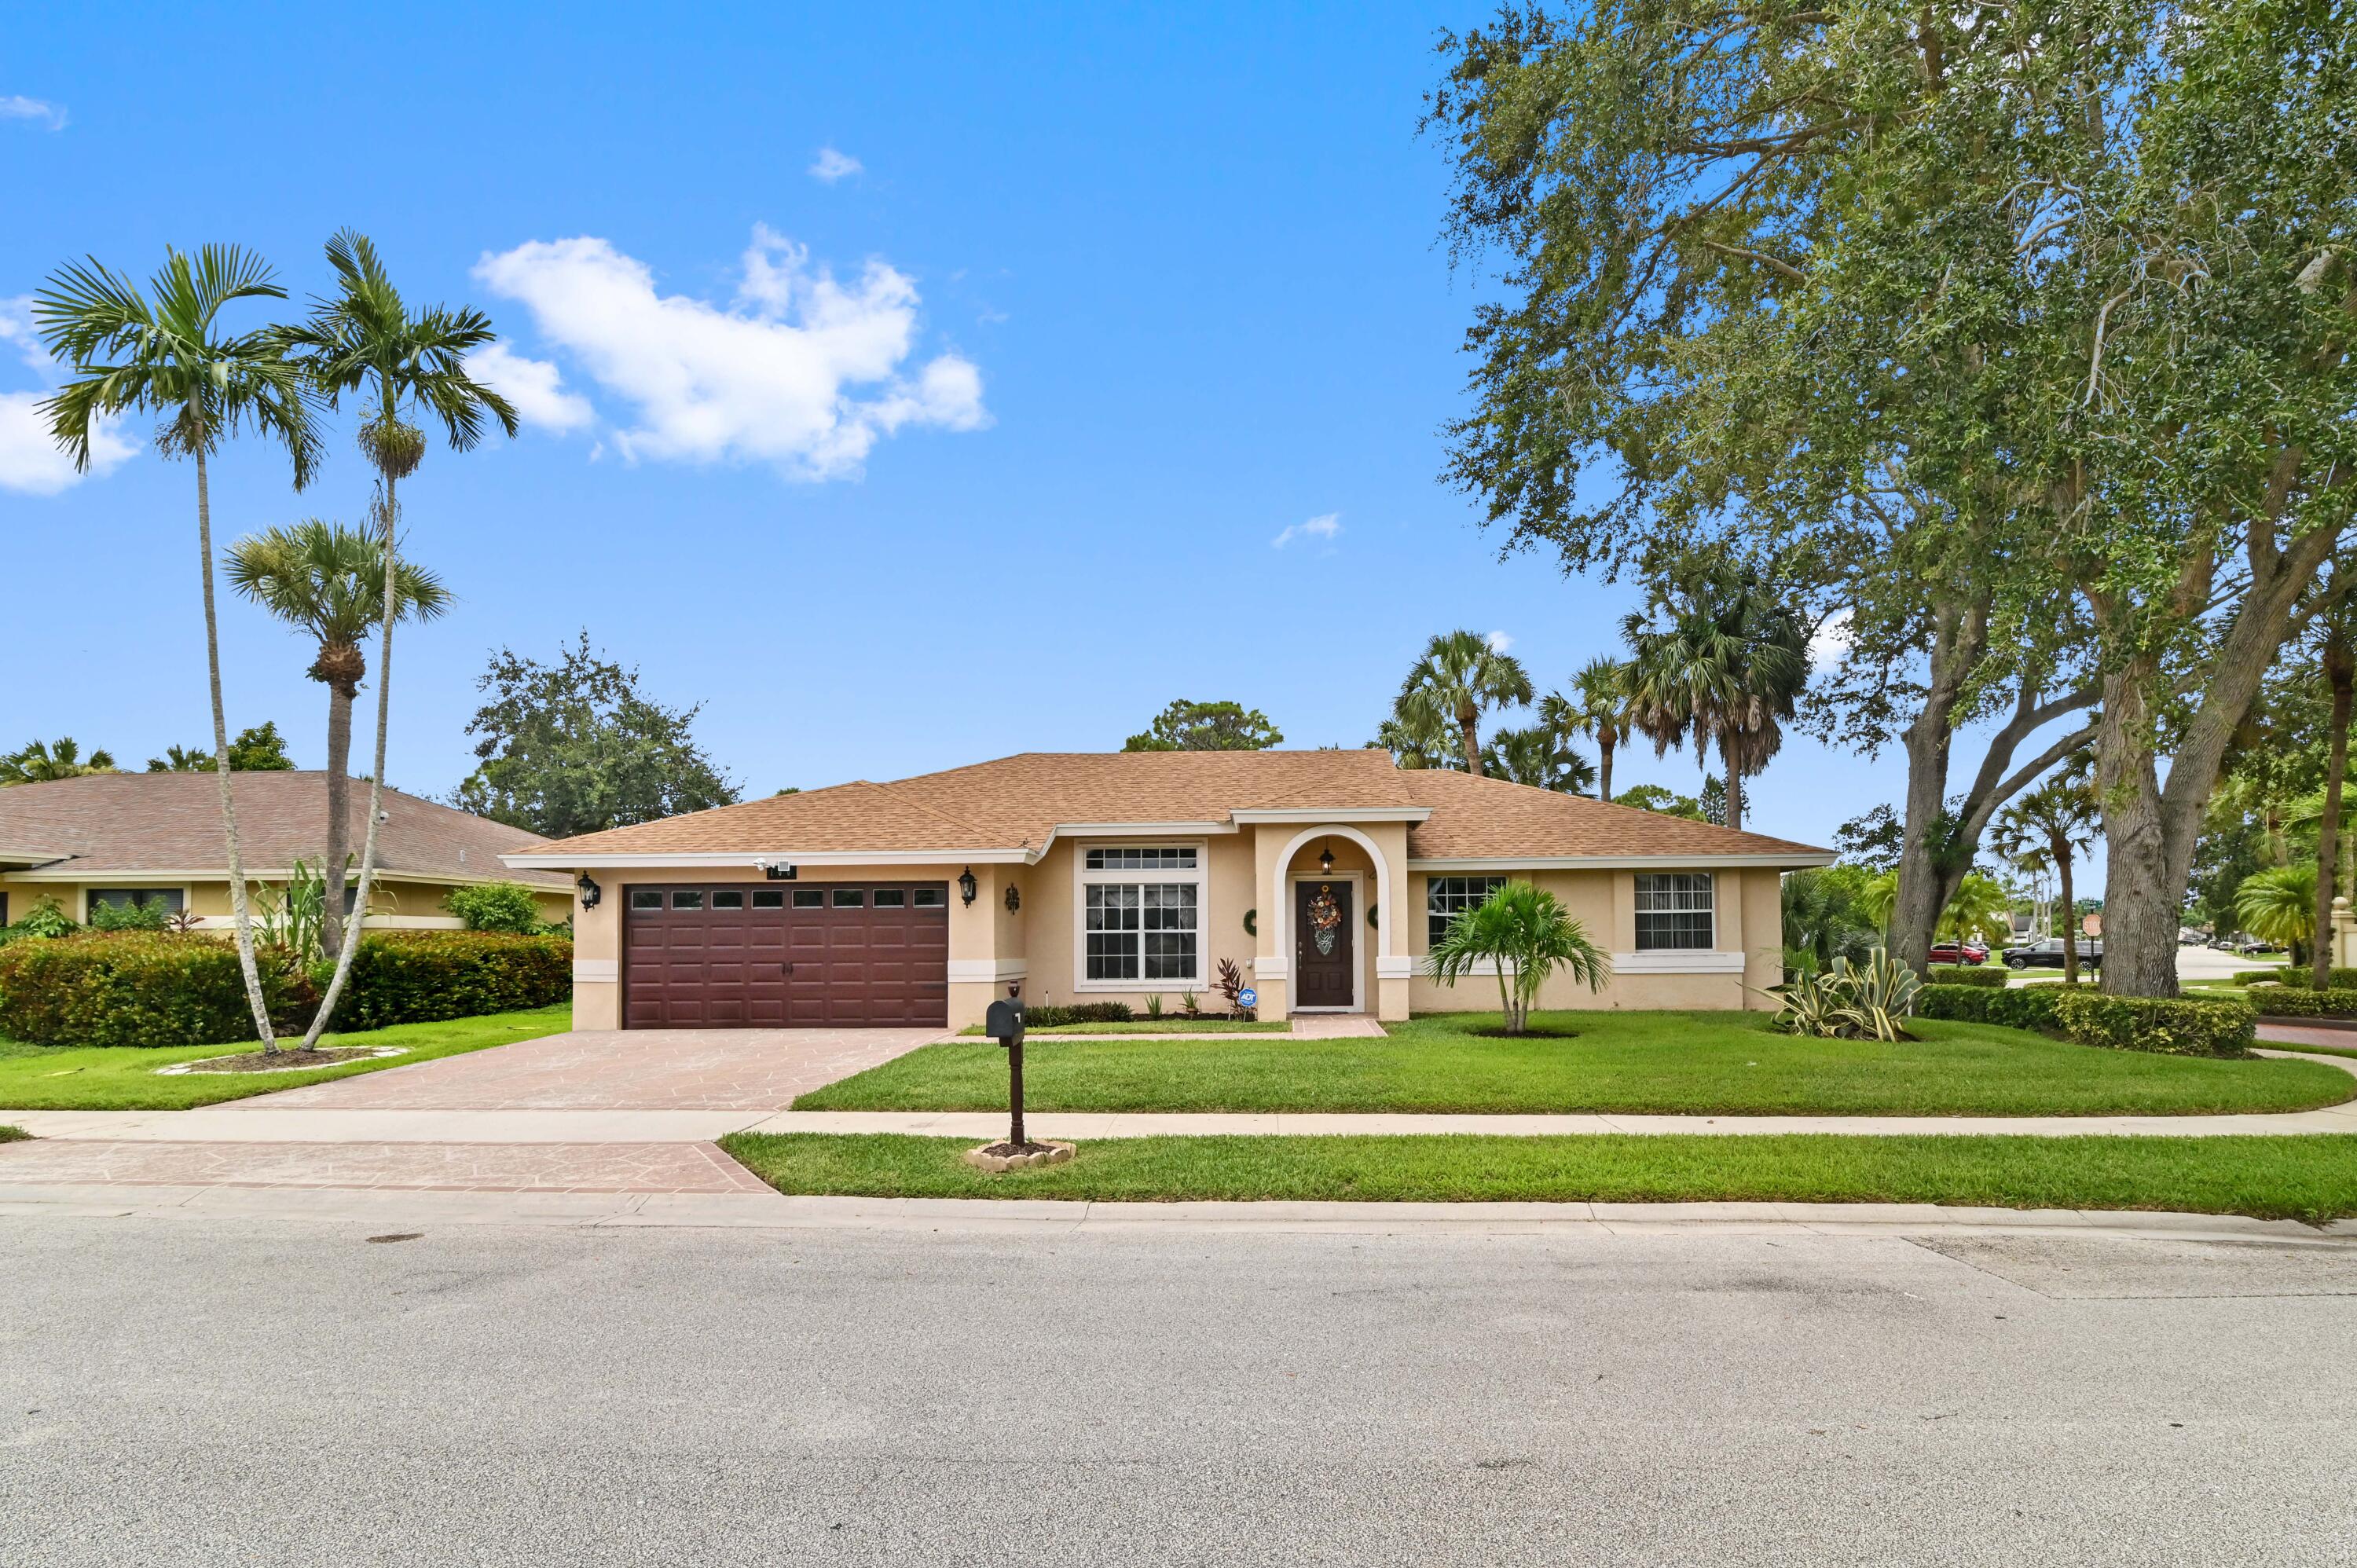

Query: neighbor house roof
left=0, top=772, right=569, bottom=888
left=505, top=750, right=1830, bottom=869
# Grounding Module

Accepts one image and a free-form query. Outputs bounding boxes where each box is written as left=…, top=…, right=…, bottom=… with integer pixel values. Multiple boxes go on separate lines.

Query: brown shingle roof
left=0, top=772, right=569, bottom=887
left=517, top=751, right=1829, bottom=865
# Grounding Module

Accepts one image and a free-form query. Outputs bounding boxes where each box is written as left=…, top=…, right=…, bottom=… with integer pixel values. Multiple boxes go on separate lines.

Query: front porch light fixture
left=575, top=873, right=602, bottom=910
left=959, top=866, right=979, bottom=907
left=1318, top=839, right=1335, bottom=874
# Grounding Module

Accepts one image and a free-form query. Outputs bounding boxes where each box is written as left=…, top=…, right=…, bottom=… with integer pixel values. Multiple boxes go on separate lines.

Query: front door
left=1294, top=878, right=1355, bottom=1009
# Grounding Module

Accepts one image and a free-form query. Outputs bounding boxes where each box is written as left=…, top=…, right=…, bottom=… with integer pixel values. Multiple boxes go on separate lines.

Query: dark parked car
left=1929, top=940, right=1989, bottom=965
left=2003, top=937, right=2102, bottom=971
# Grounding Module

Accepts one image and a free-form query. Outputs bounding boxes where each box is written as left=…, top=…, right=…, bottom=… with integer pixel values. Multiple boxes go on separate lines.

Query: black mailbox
left=984, top=995, right=1025, bottom=1046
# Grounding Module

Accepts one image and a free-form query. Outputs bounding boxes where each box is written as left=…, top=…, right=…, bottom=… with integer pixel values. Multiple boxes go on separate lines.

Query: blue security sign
left=1237, top=987, right=1258, bottom=1009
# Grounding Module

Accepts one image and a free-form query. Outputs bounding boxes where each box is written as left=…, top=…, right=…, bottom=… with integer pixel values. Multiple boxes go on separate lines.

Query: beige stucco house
left=0, top=771, right=572, bottom=931
left=504, top=750, right=1831, bottom=1031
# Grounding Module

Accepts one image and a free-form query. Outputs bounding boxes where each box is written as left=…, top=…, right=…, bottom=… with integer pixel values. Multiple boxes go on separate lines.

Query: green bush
left=2235, top=965, right=2357, bottom=988
left=1022, top=1002, right=1135, bottom=1028
left=1915, top=983, right=2063, bottom=1031
left=2052, top=990, right=2254, bottom=1057
left=2, top=896, right=78, bottom=943
left=327, top=931, right=573, bottom=1030
left=1926, top=964, right=2007, bottom=987
left=441, top=881, right=547, bottom=934
left=2244, top=983, right=2357, bottom=1018
left=87, top=899, right=170, bottom=932
left=0, top=932, right=308, bottom=1048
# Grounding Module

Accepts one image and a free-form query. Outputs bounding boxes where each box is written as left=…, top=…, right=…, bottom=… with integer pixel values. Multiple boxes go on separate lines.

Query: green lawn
left=717, top=1131, right=2357, bottom=1223
left=0, top=1005, right=573, bottom=1110
left=794, top=1009, right=2355, bottom=1118
left=954, top=1019, right=1287, bottom=1037
left=2271, top=1038, right=2357, bottom=1061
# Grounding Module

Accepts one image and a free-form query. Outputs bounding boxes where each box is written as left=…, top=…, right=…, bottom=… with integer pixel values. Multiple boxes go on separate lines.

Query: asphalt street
left=2, top=1212, right=2352, bottom=1566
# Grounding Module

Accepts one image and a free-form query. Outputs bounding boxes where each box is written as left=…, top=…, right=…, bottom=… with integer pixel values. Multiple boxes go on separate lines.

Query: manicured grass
left=0, top=1005, right=573, bottom=1110
left=954, top=1019, right=1287, bottom=1036
left=794, top=1009, right=2355, bottom=1118
left=717, top=1131, right=2357, bottom=1223
left=2272, top=1039, right=2357, bottom=1061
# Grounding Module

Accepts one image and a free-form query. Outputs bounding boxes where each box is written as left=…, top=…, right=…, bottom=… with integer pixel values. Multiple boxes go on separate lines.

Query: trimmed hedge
left=0, top=929, right=571, bottom=1047
left=2245, top=983, right=2357, bottom=1019
left=1926, top=965, right=2007, bottom=988
left=1915, top=983, right=2064, bottom=1031
left=2052, top=990, right=2254, bottom=1057
left=326, top=932, right=573, bottom=1031
left=0, top=932, right=302, bottom=1049
left=2234, top=966, right=2357, bottom=989
left=1021, top=1002, right=1135, bottom=1028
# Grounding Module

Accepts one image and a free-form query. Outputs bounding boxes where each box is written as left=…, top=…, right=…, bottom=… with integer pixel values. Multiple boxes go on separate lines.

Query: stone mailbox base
left=962, top=1140, right=1076, bottom=1173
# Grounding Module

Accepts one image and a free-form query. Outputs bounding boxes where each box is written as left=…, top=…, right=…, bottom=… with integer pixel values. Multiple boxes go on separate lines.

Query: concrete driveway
left=245, top=1027, right=944, bottom=1112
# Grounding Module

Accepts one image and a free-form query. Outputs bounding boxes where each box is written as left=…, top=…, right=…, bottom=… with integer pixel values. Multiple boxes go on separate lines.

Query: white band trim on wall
left=1252, top=957, right=1289, bottom=980
left=1375, top=956, right=1416, bottom=980
left=1409, top=853, right=1833, bottom=871
left=1611, top=951, right=1747, bottom=974
left=947, top=959, right=1030, bottom=983
left=574, top=958, right=619, bottom=983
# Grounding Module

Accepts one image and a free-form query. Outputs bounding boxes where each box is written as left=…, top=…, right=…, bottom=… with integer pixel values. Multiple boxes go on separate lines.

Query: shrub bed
left=1021, top=1002, right=1135, bottom=1028
left=1915, top=983, right=2063, bottom=1031
left=1926, top=965, right=2007, bottom=988
left=0, top=929, right=570, bottom=1047
left=2244, top=983, right=2357, bottom=1019
left=2234, top=966, right=2357, bottom=989
left=2052, top=991, right=2254, bottom=1057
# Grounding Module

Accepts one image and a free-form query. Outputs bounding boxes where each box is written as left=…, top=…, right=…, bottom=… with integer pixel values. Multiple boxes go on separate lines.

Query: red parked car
left=1928, top=940, right=1989, bottom=965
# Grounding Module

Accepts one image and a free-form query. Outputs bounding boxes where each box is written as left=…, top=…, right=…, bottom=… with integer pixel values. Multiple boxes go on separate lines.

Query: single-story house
left=0, top=771, right=572, bottom=931
left=502, top=749, right=1831, bottom=1031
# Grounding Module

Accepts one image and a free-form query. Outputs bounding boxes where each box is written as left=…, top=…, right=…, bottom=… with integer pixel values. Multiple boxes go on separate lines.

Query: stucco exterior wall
left=1020, top=833, right=1256, bottom=1015
left=0, top=873, right=567, bottom=934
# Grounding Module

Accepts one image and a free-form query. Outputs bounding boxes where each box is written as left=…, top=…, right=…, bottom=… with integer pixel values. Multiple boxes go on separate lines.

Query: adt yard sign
left=1237, top=987, right=1258, bottom=1009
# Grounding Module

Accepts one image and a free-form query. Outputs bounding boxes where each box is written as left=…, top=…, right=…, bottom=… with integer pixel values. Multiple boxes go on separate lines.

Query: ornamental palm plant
left=2237, top=864, right=2319, bottom=965
left=1992, top=774, right=2099, bottom=980
left=1423, top=881, right=1610, bottom=1034
left=1936, top=872, right=2012, bottom=951
left=226, top=518, right=452, bottom=959
left=1619, top=556, right=1808, bottom=830
left=34, top=245, right=322, bottom=1049
left=280, top=231, right=516, bottom=1046
left=1395, top=629, right=1534, bottom=776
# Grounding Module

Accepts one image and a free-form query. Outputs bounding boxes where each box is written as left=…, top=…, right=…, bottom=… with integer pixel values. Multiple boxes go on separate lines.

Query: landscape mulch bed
left=1468, top=1026, right=1582, bottom=1039
left=178, top=1046, right=387, bottom=1074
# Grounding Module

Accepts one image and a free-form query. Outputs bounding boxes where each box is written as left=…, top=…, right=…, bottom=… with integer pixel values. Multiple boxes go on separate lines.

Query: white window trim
left=1423, top=872, right=1509, bottom=953
left=1072, top=839, right=1208, bottom=992
left=1288, top=870, right=1365, bottom=1013
left=1633, top=870, right=1718, bottom=954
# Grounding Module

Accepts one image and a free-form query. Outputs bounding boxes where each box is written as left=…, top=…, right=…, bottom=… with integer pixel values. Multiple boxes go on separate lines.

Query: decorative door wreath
left=1307, top=883, right=1343, bottom=956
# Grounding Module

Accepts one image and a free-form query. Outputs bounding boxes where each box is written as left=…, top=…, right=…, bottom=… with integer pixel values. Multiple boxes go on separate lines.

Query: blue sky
left=2, top=0, right=1990, bottom=870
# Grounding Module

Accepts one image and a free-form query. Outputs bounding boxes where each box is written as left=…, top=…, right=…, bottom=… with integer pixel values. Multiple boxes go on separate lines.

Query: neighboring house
left=0, top=771, right=572, bottom=932
left=504, top=749, right=1831, bottom=1031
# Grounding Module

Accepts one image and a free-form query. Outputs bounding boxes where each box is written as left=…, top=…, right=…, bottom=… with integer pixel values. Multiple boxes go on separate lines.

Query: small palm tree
left=1482, top=724, right=1598, bottom=794
left=226, top=519, right=452, bottom=958
left=1424, top=881, right=1610, bottom=1034
left=35, top=245, right=322, bottom=1049
left=1371, top=713, right=1453, bottom=770
left=1395, top=630, right=1534, bottom=777
left=1562, top=657, right=1629, bottom=801
left=1620, top=555, right=1807, bottom=830
left=1992, top=774, right=2099, bottom=981
left=0, top=738, right=118, bottom=785
left=2238, top=863, right=2319, bottom=964
left=280, top=231, right=516, bottom=1045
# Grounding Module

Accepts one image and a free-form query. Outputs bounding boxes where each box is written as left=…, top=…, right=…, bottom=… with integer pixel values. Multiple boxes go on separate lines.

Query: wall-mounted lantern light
left=1004, top=884, right=1021, bottom=913
left=959, top=866, right=979, bottom=907
left=1318, top=839, right=1335, bottom=874
left=576, top=873, right=602, bottom=910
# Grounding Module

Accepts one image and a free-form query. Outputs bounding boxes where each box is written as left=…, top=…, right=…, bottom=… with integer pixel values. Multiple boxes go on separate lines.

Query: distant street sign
left=1237, top=987, right=1259, bottom=1009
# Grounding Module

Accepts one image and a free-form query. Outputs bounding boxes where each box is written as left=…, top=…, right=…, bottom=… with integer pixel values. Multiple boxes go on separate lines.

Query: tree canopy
left=1122, top=699, right=1283, bottom=752
left=146, top=724, right=296, bottom=773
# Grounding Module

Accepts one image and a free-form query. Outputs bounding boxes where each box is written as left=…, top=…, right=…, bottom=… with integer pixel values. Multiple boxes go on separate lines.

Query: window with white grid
left=1426, top=875, right=1507, bottom=947
left=1076, top=845, right=1204, bottom=985
left=1634, top=873, right=1715, bottom=951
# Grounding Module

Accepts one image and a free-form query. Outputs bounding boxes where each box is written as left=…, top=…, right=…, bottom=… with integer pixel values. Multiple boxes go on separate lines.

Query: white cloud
left=474, top=226, right=988, bottom=480
left=0, top=391, right=134, bottom=495
left=1809, top=606, right=1853, bottom=669
left=464, top=340, right=595, bottom=434
left=0, top=295, right=53, bottom=372
left=808, top=146, right=863, bottom=183
left=1485, top=629, right=1515, bottom=653
left=0, top=97, right=66, bottom=130
left=1271, top=511, right=1342, bottom=549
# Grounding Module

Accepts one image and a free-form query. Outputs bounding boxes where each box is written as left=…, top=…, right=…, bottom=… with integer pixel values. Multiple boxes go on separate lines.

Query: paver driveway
left=245, top=1028, right=945, bottom=1112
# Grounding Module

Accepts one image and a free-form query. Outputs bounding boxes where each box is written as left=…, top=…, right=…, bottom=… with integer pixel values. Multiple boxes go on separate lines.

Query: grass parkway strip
left=717, top=1131, right=2357, bottom=1225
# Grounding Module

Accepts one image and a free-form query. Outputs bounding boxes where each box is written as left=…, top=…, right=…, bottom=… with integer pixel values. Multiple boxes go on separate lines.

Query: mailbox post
left=984, top=984, right=1028, bottom=1149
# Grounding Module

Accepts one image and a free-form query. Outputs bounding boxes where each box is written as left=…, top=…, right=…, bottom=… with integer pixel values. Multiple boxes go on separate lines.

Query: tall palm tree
left=226, top=519, right=452, bottom=959
left=280, top=231, right=516, bottom=1046
left=1395, top=630, right=1534, bottom=777
left=276, top=226, right=516, bottom=1037
left=1561, top=657, right=1629, bottom=801
left=1992, top=774, right=2099, bottom=981
left=0, top=738, right=118, bottom=785
left=34, top=246, right=321, bottom=1049
left=1619, top=556, right=1807, bottom=830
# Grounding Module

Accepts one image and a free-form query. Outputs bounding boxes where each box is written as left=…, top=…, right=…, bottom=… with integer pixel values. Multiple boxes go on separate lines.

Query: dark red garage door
left=622, top=883, right=950, bottom=1028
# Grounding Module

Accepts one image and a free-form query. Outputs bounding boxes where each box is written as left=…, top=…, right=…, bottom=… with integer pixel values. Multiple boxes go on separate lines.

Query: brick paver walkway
left=0, top=1138, right=770, bottom=1192
left=249, top=1028, right=943, bottom=1112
